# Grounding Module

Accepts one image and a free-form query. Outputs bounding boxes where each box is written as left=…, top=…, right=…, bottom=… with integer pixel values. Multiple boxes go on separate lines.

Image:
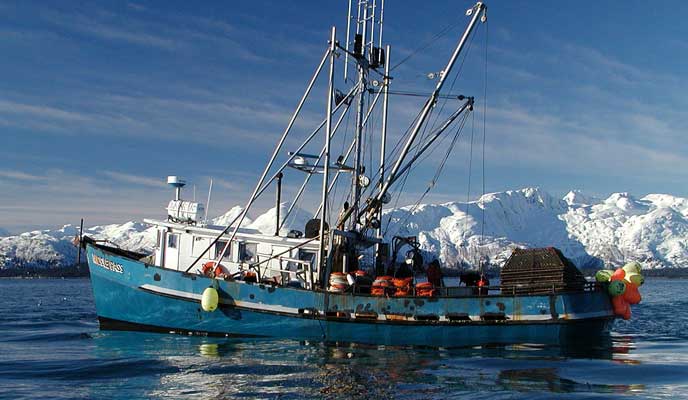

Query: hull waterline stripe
left=139, top=284, right=303, bottom=315
left=98, top=316, right=267, bottom=338
left=138, top=284, right=613, bottom=323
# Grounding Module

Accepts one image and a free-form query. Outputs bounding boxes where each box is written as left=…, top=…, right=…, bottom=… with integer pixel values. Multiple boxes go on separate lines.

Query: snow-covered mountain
left=384, top=188, right=688, bottom=270
left=0, top=222, right=157, bottom=269
left=210, top=206, right=251, bottom=227
left=2, top=188, right=687, bottom=271
left=0, top=203, right=312, bottom=270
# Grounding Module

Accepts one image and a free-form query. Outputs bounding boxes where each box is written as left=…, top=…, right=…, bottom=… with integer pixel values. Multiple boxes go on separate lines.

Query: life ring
left=202, top=261, right=226, bottom=278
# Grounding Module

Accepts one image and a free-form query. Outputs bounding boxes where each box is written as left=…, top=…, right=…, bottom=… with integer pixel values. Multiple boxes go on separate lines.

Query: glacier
left=1, top=187, right=687, bottom=271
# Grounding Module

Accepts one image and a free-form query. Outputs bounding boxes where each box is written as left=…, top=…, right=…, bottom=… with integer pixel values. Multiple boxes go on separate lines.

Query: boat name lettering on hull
left=93, top=254, right=124, bottom=274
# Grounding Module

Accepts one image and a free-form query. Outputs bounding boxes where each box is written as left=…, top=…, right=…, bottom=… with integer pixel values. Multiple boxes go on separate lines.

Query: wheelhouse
left=146, top=218, right=321, bottom=290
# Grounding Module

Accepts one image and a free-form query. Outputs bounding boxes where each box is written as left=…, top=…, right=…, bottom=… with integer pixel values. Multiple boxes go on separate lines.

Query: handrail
left=324, top=280, right=603, bottom=297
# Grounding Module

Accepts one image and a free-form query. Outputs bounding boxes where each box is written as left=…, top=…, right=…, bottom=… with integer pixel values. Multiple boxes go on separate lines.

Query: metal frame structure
left=185, top=1, right=488, bottom=287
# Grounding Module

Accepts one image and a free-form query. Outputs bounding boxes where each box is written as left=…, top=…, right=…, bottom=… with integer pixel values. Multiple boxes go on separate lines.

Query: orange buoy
left=371, top=276, right=394, bottom=296
left=622, top=304, right=631, bottom=320
left=611, top=296, right=626, bottom=315
left=610, top=268, right=626, bottom=281
left=623, top=282, right=642, bottom=304
left=415, top=281, right=436, bottom=297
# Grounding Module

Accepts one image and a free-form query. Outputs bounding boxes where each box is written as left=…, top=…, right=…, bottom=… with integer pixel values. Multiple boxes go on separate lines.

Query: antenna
left=344, top=0, right=385, bottom=82
left=167, top=176, right=186, bottom=200
left=205, top=178, right=213, bottom=222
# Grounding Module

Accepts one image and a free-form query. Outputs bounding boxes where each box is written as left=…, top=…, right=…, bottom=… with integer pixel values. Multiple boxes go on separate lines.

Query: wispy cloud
left=78, top=22, right=178, bottom=50
left=102, top=171, right=167, bottom=188
left=0, top=99, right=91, bottom=122
left=127, top=3, right=147, bottom=12
left=40, top=9, right=179, bottom=50
left=0, top=169, right=46, bottom=181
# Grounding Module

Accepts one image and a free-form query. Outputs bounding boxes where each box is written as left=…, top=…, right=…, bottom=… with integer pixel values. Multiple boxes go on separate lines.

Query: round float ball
left=595, top=270, right=614, bottom=283
left=202, top=287, right=219, bottom=312
left=611, top=295, right=627, bottom=315
left=624, top=272, right=644, bottom=287
left=608, top=280, right=626, bottom=297
left=610, top=268, right=626, bottom=281
left=624, top=283, right=642, bottom=305
left=622, top=261, right=642, bottom=275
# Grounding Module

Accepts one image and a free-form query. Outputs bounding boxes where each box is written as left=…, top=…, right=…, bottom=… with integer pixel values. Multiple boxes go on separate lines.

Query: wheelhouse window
left=214, top=241, right=232, bottom=261
left=167, top=233, right=179, bottom=249
left=239, top=242, right=258, bottom=263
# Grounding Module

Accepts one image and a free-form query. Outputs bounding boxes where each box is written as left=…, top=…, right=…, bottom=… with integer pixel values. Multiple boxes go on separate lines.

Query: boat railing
left=341, top=280, right=603, bottom=297
left=244, top=254, right=314, bottom=289
left=231, top=261, right=604, bottom=296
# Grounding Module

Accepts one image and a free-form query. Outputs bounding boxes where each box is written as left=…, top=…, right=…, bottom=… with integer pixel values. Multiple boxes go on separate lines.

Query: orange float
left=623, top=282, right=642, bottom=304
left=202, top=261, right=227, bottom=278
left=610, top=268, right=626, bottom=282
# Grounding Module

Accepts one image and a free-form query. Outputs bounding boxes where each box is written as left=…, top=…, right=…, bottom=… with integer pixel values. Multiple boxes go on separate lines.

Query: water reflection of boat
left=87, top=332, right=652, bottom=398
left=85, top=1, right=615, bottom=347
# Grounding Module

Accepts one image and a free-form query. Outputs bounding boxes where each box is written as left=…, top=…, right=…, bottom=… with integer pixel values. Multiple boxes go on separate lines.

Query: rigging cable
left=380, top=29, right=477, bottom=236
left=395, top=22, right=477, bottom=180
left=328, top=98, right=355, bottom=222
left=384, top=110, right=472, bottom=237
left=351, top=13, right=481, bottom=233
left=465, top=111, right=475, bottom=266
left=480, top=18, right=489, bottom=275
left=390, top=15, right=465, bottom=72
left=386, top=110, right=471, bottom=237
left=377, top=105, right=430, bottom=233
left=423, top=22, right=477, bottom=145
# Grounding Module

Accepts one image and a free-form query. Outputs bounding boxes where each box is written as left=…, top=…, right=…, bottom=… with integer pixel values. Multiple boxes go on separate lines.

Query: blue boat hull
left=87, top=244, right=615, bottom=347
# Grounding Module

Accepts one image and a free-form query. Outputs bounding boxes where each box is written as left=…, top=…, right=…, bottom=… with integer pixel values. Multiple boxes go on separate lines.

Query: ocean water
left=0, top=278, right=687, bottom=399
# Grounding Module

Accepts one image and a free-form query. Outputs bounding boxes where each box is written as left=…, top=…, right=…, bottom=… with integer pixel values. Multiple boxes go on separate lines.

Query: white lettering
left=92, top=254, right=124, bottom=274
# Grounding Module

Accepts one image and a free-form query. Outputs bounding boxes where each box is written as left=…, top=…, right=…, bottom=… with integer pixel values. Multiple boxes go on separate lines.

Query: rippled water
left=1, top=278, right=687, bottom=399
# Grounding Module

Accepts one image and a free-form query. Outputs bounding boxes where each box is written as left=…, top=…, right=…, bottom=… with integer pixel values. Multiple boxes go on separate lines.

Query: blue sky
left=1, top=1, right=687, bottom=233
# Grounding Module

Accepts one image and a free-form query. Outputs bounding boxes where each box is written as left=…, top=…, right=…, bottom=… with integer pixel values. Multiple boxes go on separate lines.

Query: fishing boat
left=84, top=1, right=617, bottom=347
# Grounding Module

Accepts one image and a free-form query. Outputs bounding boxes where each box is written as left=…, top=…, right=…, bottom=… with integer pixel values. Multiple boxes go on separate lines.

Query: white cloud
left=0, top=99, right=91, bottom=122
left=0, top=170, right=46, bottom=181
left=101, top=171, right=167, bottom=188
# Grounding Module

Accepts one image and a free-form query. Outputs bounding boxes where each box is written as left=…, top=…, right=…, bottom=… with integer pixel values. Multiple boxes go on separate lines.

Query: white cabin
left=143, top=219, right=321, bottom=289
left=140, top=175, right=325, bottom=289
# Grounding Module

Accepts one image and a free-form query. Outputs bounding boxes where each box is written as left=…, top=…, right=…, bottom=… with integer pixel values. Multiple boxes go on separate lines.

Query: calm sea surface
left=1, top=278, right=687, bottom=399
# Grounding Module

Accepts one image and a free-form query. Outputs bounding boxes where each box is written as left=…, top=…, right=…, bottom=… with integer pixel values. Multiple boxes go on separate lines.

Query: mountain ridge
left=2, top=187, right=687, bottom=271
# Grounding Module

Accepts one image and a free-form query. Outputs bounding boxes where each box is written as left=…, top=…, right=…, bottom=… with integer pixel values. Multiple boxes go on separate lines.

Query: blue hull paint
left=87, top=245, right=615, bottom=347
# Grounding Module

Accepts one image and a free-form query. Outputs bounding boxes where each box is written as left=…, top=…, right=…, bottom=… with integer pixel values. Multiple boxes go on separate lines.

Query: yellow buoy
left=201, top=287, right=219, bottom=312
left=622, top=261, right=642, bottom=275
left=625, top=272, right=644, bottom=287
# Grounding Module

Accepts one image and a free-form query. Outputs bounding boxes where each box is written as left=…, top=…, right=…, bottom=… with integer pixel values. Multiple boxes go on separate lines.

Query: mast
left=343, top=0, right=386, bottom=231
left=317, top=26, right=337, bottom=277
left=377, top=44, right=391, bottom=237
left=351, top=4, right=368, bottom=231
left=356, top=2, right=487, bottom=227
left=375, top=44, right=391, bottom=270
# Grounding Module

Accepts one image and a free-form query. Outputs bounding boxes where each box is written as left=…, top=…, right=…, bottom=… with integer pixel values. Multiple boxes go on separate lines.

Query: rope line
left=479, top=19, right=489, bottom=274
left=387, top=111, right=471, bottom=237
left=465, top=111, right=475, bottom=264
left=391, top=15, right=465, bottom=72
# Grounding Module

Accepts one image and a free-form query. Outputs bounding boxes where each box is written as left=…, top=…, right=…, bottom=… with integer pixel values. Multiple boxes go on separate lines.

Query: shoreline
left=0, top=264, right=89, bottom=279
left=1, top=264, right=687, bottom=279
